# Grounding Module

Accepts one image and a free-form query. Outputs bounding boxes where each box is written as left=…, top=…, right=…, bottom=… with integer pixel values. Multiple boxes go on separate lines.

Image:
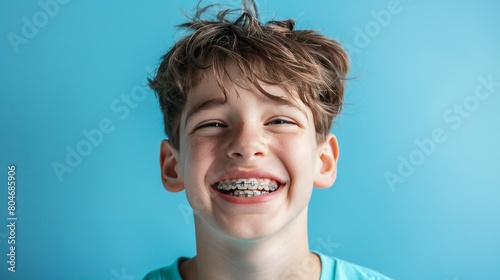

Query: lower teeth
left=232, top=190, right=269, bottom=197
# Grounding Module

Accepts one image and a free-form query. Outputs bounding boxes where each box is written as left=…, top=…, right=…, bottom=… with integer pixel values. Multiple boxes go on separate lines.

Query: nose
left=226, top=123, right=268, bottom=160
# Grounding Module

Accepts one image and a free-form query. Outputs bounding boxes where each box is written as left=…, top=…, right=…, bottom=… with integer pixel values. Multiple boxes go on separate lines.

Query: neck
left=180, top=210, right=321, bottom=280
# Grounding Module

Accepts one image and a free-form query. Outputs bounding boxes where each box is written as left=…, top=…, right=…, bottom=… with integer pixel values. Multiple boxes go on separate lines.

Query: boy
left=144, top=1, right=391, bottom=279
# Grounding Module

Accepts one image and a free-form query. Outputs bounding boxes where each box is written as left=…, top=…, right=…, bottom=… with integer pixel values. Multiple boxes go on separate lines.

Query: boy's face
left=160, top=69, right=339, bottom=240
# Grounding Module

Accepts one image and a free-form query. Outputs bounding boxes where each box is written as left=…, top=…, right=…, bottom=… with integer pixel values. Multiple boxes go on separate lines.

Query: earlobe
left=160, top=140, right=184, bottom=192
left=313, top=134, right=339, bottom=189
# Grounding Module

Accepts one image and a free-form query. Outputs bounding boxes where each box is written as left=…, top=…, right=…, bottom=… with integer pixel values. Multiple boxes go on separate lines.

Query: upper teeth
left=216, top=178, right=279, bottom=192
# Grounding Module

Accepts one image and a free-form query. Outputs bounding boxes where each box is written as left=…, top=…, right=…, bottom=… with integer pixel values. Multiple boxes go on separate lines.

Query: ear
left=313, top=134, right=339, bottom=189
left=159, top=139, right=184, bottom=192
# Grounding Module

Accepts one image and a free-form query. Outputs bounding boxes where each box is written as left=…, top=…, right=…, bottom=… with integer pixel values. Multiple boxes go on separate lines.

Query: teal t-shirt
left=143, top=252, right=391, bottom=280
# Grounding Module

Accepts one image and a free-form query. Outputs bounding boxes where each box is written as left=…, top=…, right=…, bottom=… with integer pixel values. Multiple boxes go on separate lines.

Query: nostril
left=230, top=152, right=244, bottom=158
left=229, top=150, right=263, bottom=159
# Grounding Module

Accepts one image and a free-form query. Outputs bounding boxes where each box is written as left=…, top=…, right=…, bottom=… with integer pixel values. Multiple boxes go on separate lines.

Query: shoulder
left=142, top=257, right=187, bottom=280
left=316, top=252, right=392, bottom=280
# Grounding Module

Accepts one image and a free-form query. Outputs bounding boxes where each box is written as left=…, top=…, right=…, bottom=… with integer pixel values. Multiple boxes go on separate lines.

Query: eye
left=195, top=121, right=227, bottom=130
left=266, top=118, right=296, bottom=126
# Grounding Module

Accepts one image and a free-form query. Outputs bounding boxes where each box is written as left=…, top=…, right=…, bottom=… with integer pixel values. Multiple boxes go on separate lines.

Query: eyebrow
left=262, top=95, right=308, bottom=117
left=184, top=96, right=227, bottom=127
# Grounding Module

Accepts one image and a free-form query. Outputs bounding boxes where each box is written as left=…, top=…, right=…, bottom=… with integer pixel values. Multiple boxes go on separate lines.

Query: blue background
left=1, top=0, right=499, bottom=279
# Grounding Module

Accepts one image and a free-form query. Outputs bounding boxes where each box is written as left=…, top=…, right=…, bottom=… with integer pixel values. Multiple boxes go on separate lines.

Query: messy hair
left=150, top=0, right=350, bottom=149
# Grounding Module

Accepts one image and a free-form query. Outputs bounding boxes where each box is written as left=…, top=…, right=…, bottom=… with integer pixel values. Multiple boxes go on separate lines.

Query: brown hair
left=149, top=1, right=350, bottom=149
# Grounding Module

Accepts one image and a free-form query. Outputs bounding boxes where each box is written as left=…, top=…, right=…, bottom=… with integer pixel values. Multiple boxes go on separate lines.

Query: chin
left=215, top=217, right=283, bottom=242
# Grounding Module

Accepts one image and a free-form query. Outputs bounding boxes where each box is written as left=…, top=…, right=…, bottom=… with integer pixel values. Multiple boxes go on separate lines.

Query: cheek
left=276, top=135, right=319, bottom=181
left=182, top=138, right=221, bottom=187
left=277, top=134, right=316, bottom=161
left=182, top=141, right=219, bottom=212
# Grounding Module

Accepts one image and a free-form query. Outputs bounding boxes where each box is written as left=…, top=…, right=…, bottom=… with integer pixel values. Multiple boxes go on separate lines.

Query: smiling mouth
left=214, top=178, right=281, bottom=197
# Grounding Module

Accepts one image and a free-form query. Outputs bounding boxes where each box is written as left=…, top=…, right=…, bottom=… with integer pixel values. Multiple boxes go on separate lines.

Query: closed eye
left=266, top=118, right=296, bottom=125
left=195, top=121, right=227, bottom=130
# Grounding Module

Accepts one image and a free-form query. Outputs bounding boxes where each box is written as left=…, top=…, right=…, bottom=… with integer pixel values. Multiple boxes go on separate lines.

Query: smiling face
left=160, top=69, right=339, bottom=241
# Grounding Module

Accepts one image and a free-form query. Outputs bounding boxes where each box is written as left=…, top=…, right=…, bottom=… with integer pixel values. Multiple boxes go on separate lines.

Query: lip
left=210, top=169, right=286, bottom=204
